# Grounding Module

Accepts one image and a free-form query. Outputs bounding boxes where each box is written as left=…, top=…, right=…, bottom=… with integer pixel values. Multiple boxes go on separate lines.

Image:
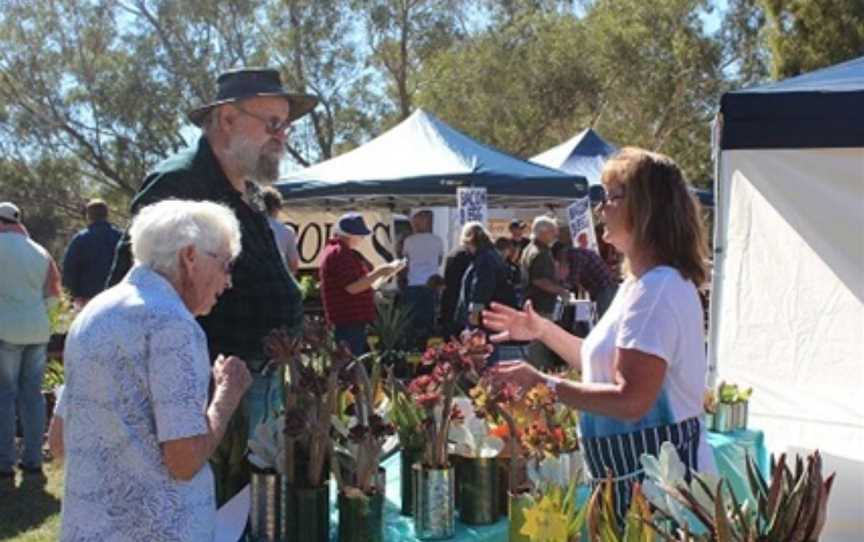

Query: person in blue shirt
left=61, top=199, right=122, bottom=308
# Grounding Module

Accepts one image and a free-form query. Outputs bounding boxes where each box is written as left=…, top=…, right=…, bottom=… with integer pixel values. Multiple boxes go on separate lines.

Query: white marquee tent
left=710, top=56, right=864, bottom=540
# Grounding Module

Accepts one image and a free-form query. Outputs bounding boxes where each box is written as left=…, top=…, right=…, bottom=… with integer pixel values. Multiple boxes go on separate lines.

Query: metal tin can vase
left=282, top=482, right=330, bottom=542
left=508, top=491, right=534, bottom=542
left=249, top=469, right=282, bottom=542
left=401, top=447, right=424, bottom=516
left=714, top=402, right=734, bottom=432
left=337, top=491, right=384, bottom=542
left=704, top=412, right=715, bottom=432
left=413, top=464, right=455, bottom=540
left=456, top=457, right=499, bottom=525
left=732, top=401, right=748, bottom=430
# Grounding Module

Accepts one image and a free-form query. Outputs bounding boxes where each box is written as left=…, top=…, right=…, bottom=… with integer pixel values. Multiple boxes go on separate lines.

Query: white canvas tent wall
left=711, top=56, right=864, bottom=540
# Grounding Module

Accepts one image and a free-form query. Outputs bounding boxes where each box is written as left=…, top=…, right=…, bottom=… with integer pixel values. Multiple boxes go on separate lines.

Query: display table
left=325, top=429, right=769, bottom=540
left=706, top=428, right=769, bottom=504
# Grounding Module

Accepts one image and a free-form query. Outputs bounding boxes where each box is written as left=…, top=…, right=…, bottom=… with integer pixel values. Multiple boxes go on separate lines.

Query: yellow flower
left=406, top=353, right=423, bottom=366
left=426, top=337, right=444, bottom=348
left=520, top=494, right=569, bottom=542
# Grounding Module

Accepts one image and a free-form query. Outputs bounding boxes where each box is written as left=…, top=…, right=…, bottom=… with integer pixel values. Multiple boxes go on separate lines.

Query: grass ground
left=0, top=461, right=63, bottom=542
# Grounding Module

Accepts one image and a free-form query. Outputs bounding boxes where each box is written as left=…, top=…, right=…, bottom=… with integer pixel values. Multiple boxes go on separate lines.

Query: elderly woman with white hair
left=59, top=200, right=252, bottom=542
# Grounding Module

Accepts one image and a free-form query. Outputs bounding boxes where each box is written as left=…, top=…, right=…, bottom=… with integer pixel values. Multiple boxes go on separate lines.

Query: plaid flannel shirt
left=107, top=137, right=303, bottom=362
left=564, top=247, right=616, bottom=299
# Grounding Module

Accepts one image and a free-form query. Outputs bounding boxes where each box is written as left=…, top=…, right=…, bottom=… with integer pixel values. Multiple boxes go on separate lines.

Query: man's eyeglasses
left=204, top=251, right=235, bottom=275
left=232, top=103, right=292, bottom=136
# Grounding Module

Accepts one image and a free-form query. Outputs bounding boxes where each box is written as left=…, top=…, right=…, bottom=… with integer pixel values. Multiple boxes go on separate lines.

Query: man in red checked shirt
left=319, top=213, right=403, bottom=354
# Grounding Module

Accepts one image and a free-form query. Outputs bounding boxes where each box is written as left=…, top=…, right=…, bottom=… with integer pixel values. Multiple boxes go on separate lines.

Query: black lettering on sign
left=372, top=222, right=393, bottom=261
left=297, top=223, right=323, bottom=264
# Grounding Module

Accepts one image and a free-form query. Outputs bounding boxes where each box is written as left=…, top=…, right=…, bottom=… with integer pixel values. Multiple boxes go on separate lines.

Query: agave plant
left=641, top=444, right=834, bottom=542
left=583, top=479, right=656, bottom=542
left=370, top=298, right=413, bottom=354
left=331, top=355, right=395, bottom=496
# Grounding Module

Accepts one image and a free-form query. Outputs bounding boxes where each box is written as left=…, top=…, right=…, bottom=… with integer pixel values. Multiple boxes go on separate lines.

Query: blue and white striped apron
left=582, top=416, right=701, bottom=520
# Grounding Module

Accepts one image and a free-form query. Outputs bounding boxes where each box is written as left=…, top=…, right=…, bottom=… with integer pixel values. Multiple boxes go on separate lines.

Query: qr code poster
left=457, top=187, right=488, bottom=226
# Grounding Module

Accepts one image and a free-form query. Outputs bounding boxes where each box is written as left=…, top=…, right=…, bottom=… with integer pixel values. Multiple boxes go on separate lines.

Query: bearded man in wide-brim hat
left=107, top=68, right=317, bottom=504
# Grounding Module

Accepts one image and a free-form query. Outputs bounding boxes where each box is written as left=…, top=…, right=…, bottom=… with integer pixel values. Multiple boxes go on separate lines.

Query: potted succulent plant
left=264, top=318, right=354, bottom=542
left=247, top=415, right=287, bottom=542
left=331, top=355, right=394, bottom=542
left=448, top=399, right=505, bottom=525
left=407, top=330, right=492, bottom=540
left=639, top=442, right=835, bottom=541
left=469, top=378, right=579, bottom=542
left=388, top=372, right=427, bottom=515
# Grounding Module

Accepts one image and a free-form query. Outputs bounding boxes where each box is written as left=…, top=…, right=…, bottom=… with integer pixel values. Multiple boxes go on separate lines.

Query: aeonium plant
left=264, top=317, right=354, bottom=488
left=332, top=355, right=395, bottom=497
left=407, top=329, right=492, bottom=469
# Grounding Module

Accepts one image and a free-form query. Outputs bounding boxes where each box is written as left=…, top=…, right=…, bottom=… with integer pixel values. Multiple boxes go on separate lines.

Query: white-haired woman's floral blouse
left=60, top=266, right=214, bottom=541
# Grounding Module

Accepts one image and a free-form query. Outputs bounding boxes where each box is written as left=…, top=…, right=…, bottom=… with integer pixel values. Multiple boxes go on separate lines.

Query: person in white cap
left=0, top=202, right=61, bottom=487
left=318, top=212, right=402, bottom=355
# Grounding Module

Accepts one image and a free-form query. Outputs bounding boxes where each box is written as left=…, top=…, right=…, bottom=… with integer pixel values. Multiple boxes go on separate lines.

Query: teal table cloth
left=325, top=429, right=768, bottom=540
left=706, top=428, right=769, bottom=505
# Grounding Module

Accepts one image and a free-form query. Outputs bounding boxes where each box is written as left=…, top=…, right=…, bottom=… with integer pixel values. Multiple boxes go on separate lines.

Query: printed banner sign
left=457, top=187, right=488, bottom=226
left=282, top=210, right=395, bottom=269
left=567, top=197, right=598, bottom=251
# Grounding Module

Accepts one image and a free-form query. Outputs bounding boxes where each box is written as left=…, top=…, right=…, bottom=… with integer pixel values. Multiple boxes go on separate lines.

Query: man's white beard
left=225, top=136, right=283, bottom=183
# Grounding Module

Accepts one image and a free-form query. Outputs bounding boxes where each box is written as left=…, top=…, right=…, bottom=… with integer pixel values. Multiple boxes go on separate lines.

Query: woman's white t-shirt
left=580, top=266, right=714, bottom=472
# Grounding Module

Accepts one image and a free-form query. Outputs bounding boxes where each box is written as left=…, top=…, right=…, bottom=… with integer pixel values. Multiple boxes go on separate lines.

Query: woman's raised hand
left=481, top=300, right=548, bottom=343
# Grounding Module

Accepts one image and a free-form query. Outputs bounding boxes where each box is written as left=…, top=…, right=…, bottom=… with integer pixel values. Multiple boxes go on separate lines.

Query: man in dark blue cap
left=319, top=212, right=403, bottom=355
left=106, top=68, right=318, bottom=504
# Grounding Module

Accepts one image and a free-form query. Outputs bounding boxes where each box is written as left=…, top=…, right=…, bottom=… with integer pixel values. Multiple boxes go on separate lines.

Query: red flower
left=553, top=427, right=564, bottom=443
left=494, top=382, right=521, bottom=404
left=408, top=374, right=436, bottom=395
left=450, top=404, right=465, bottom=423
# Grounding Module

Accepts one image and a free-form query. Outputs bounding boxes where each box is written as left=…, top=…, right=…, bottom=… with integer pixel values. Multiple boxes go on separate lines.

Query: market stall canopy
left=711, top=55, right=864, bottom=539
left=720, top=55, right=864, bottom=149
left=530, top=128, right=616, bottom=188
left=531, top=127, right=714, bottom=206
left=275, top=109, right=587, bottom=210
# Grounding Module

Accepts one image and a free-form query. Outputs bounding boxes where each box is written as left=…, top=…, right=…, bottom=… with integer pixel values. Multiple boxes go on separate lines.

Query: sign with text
left=281, top=210, right=395, bottom=269
left=567, top=197, right=598, bottom=251
left=457, top=187, right=488, bottom=226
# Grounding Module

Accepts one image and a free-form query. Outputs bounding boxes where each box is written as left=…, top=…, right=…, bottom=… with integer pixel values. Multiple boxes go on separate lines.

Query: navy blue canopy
left=720, top=55, right=864, bottom=150
left=275, top=109, right=587, bottom=209
left=532, top=128, right=714, bottom=206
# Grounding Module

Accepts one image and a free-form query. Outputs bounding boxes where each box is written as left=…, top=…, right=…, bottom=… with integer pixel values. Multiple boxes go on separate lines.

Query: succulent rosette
left=407, top=329, right=492, bottom=468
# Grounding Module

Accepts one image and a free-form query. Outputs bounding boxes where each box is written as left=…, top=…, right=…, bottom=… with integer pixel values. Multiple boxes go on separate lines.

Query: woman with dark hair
left=486, top=147, right=713, bottom=519
left=455, top=223, right=516, bottom=360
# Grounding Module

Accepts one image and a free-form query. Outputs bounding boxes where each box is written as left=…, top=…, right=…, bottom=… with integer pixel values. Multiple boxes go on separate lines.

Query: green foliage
left=47, top=294, right=75, bottom=335
left=42, top=360, right=65, bottom=392
left=370, top=299, right=412, bottom=354
left=417, top=0, right=724, bottom=185
left=387, top=372, right=426, bottom=449
left=584, top=478, right=655, bottom=541
left=761, top=0, right=864, bottom=79
left=722, top=0, right=864, bottom=84
left=360, top=0, right=467, bottom=121
left=298, top=275, right=320, bottom=300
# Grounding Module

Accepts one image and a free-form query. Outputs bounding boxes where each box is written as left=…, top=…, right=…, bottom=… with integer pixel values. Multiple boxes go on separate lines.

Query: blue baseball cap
left=336, top=212, right=371, bottom=236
